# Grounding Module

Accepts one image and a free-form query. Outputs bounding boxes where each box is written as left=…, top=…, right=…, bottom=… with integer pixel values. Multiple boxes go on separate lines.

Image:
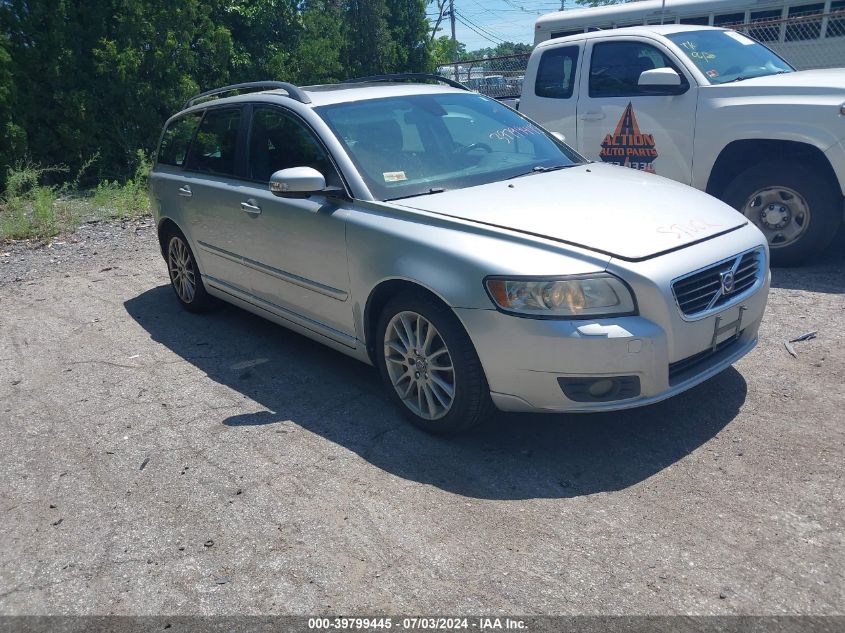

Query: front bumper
left=455, top=275, right=768, bottom=413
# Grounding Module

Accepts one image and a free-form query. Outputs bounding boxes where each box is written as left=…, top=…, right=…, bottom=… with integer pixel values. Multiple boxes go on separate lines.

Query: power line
left=453, top=12, right=506, bottom=44
left=454, top=9, right=510, bottom=43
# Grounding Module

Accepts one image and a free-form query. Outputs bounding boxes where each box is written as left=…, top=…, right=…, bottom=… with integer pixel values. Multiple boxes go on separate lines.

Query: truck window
left=185, top=108, right=242, bottom=177
left=551, top=29, right=583, bottom=39
left=535, top=45, right=580, bottom=99
left=157, top=112, right=202, bottom=167
left=589, top=41, right=685, bottom=98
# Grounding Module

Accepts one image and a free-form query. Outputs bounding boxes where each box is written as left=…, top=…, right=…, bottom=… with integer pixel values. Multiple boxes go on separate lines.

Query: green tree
left=430, top=35, right=466, bottom=67
left=295, top=0, right=346, bottom=84
left=0, top=32, right=26, bottom=187
left=387, top=0, right=431, bottom=73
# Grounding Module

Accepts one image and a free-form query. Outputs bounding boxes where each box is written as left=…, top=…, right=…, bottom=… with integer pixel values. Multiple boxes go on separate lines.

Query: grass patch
left=0, top=151, right=152, bottom=241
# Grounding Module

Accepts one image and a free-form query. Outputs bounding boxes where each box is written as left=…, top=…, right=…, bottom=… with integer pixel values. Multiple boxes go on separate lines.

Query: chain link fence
left=436, top=10, right=845, bottom=94
left=726, top=9, right=845, bottom=70
left=436, top=54, right=529, bottom=98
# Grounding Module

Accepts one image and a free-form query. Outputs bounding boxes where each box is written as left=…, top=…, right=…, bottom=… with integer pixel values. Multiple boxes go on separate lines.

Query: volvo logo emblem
left=720, top=270, right=735, bottom=295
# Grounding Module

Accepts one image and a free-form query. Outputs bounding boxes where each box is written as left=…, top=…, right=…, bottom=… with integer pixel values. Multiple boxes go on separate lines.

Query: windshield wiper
left=506, top=164, right=576, bottom=180
left=385, top=187, right=445, bottom=201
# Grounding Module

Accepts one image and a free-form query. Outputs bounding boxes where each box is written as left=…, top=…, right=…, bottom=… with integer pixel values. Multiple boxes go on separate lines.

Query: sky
left=426, top=0, right=569, bottom=51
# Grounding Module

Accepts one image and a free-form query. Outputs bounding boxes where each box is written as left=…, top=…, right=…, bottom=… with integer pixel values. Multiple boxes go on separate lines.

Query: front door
left=576, top=37, right=698, bottom=184
left=237, top=106, right=353, bottom=343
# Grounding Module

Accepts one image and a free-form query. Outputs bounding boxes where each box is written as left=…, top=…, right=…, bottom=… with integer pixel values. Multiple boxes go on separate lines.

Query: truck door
left=575, top=37, right=697, bottom=185
left=520, top=41, right=583, bottom=146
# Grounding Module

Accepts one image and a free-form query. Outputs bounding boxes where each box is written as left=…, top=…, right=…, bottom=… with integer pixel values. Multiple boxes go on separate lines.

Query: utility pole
left=449, top=0, right=457, bottom=61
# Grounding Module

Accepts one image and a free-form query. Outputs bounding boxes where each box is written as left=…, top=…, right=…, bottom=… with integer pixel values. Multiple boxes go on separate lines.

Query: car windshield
left=666, top=29, right=793, bottom=84
left=315, top=92, right=583, bottom=201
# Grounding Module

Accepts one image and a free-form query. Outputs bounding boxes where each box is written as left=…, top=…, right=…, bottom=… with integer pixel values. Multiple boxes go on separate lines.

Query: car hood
left=393, top=163, right=746, bottom=261
left=714, top=68, right=845, bottom=95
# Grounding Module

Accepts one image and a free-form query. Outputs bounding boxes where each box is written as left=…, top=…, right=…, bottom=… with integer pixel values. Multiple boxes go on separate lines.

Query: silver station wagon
left=149, top=75, right=770, bottom=433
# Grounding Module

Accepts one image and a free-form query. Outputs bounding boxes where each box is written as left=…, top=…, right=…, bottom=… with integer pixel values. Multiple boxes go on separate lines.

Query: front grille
left=668, top=331, right=744, bottom=384
left=672, top=249, right=763, bottom=318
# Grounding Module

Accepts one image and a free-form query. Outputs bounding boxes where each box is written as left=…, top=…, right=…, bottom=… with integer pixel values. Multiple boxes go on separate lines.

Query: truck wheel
left=376, top=292, right=494, bottom=435
left=721, top=161, right=841, bottom=266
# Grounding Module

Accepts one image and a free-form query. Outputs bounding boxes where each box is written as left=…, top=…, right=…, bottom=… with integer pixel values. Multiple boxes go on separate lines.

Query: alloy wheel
left=383, top=311, right=456, bottom=420
left=167, top=236, right=196, bottom=303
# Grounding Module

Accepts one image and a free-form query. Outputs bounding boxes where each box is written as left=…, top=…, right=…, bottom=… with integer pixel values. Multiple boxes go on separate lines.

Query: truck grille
left=672, top=249, right=763, bottom=318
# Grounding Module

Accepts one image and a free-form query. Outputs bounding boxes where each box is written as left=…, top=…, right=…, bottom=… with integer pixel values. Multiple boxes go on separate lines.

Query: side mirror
left=638, top=67, right=688, bottom=95
left=551, top=131, right=566, bottom=143
left=638, top=67, right=682, bottom=87
left=269, top=167, right=326, bottom=197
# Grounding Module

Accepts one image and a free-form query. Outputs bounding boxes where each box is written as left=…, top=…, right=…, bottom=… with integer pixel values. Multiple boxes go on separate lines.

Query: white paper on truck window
left=383, top=171, right=407, bottom=182
left=724, top=31, right=755, bottom=45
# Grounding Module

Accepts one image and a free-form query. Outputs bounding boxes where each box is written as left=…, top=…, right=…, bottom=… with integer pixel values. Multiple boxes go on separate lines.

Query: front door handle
left=241, top=199, right=261, bottom=215
left=178, top=185, right=192, bottom=198
left=579, top=111, right=606, bottom=121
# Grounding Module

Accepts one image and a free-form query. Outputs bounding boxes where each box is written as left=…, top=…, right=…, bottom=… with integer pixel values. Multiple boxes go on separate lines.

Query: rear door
left=575, top=37, right=698, bottom=184
left=178, top=106, right=252, bottom=292
left=520, top=41, right=584, bottom=145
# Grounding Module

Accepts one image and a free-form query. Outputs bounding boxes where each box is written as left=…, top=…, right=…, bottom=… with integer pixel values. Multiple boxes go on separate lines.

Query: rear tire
left=721, top=161, right=841, bottom=266
left=376, top=292, right=494, bottom=435
left=164, top=229, right=214, bottom=313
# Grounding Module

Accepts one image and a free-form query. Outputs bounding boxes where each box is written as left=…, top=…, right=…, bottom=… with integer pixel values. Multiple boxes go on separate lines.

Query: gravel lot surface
left=1, top=219, right=843, bottom=615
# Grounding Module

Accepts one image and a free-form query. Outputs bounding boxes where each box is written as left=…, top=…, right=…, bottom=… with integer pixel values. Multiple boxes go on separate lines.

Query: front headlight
left=485, top=274, right=636, bottom=318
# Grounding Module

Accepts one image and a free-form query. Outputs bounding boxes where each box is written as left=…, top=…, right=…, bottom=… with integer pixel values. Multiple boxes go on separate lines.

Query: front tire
left=164, top=230, right=214, bottom=313
left=721, top=161, right=841, bottom=266
left=376, top=292, right=494, bottom=434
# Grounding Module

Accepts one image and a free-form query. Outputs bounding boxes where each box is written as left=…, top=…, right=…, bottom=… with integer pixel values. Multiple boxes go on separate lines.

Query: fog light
left=557, top=375, right=640, bottom=402
left=588, top=379, right=616, bottom=398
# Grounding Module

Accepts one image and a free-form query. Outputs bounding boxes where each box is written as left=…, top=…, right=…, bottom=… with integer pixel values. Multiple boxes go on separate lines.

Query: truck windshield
left=666, top=30, right=793, bottom=84
left=316, top=92, right=583, bottom=201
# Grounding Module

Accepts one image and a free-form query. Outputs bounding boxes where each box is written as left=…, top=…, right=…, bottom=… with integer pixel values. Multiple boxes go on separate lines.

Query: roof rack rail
left=341, top=73, right=469, bottom=91
left=183, top=81, right=311, bottom=109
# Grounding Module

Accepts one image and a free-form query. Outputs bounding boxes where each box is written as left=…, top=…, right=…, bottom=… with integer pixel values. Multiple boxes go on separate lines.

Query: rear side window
left=157, top=113, right=201, bottom=167
left=535, top=45, right=580, bottom=99
left=186, top=108, right=243, bottom=176
left=589, top=41, right=686, bottom=98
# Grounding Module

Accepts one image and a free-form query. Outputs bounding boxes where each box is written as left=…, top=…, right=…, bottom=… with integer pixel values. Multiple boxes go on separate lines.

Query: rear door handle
left=579, top=111, right=606, bottom=121
left=241, top=199, right=261, bottom=215
left=178, top=185, right=192, bottom=198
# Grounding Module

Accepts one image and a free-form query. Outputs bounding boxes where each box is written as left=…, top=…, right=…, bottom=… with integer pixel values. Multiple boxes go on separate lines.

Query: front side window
left=666, top=30, right=792, bottom=84
left=157, top=112, right=202, bottom=167
left=589, top=41, right=687, bottom=98
left=186, top=108, right=242, bottom=177
left=316, top=93, right=583, bottom=201
left=535, top=45, right=580, bottom=99
left=247, top=107, right=338, bottom=184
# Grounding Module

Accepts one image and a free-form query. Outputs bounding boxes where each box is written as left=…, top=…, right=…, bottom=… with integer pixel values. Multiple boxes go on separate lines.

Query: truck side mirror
left=638, top=67, right=687, bottom=95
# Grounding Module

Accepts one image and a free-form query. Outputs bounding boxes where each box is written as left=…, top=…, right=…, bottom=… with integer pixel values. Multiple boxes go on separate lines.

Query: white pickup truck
left=513, top=25, right=845, bottom=264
